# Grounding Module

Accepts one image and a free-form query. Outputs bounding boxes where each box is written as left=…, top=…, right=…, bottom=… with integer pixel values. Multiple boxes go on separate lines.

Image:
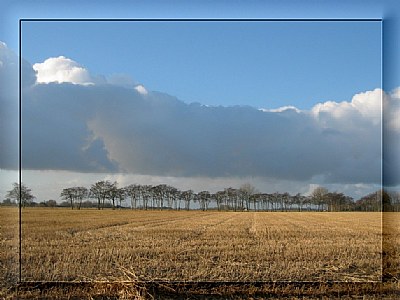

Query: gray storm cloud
left=0, top=42, right=36, bottom=169
left=0, top=46, right=396, bottom=185
left=84, top=89, right=382, bottom=184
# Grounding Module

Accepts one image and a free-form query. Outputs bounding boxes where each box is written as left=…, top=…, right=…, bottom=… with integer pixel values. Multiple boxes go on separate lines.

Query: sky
left=20, top=21, right=381, bottom=109
left=0, top=0, right=400, bottom=203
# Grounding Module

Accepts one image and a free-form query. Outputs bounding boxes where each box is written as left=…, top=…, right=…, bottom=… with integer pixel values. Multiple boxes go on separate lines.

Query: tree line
left=3, top=182, right=400, bottom=212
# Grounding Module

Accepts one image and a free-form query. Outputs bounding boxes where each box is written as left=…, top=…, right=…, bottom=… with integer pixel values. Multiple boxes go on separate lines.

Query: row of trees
left=58, top=182, right=399, bottom=212
left=3, top=182, right=400, bottom=212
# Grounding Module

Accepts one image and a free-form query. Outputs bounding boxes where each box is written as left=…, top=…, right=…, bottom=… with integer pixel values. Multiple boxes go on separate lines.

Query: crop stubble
left=0, top=208, right=384, bottom=283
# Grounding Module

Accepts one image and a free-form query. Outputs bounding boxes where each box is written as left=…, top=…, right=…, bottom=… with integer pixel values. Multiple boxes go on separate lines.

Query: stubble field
left=1, top=208, right=399, bottom=298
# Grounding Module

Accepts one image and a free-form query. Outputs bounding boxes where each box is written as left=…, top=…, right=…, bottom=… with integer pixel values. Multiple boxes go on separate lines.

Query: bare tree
left=60, top=187, right=75, bottom=209
left=176, top=190, right=183, bottom=210
left=6, top=183, right=35, bottom=208
left=75, top=187, right=88, bottom=210
left=214, top=190, right=225, bottom=211
left=292, top=193, right=305, bottom=211
left=60, top=187, right=88, bottom=210
left=388, top=191, right=400, bottom=212
left=116, top=188, right=126, bottom=208
left=239, top=183, right=257, bottom=211
left=181, top=190, right=194, bottom=210
left=311, top=186, right=329, bottom=211
left=46, top=199, right=57, bottom=207
left=271, top=192, right=280, bottom=211
left=165, top=185, right=178, bottom=210
left=126, top=184, right=141, bottom=209
left=198, top=191, right=211, bottom=211
left=90, top=180, right=117, bottom=210
left=149, top=184, right=169, bottom=210
left=141, top=185, right=152, bottom=210
left=282, top=192, right=292, bottom=211
left=325, top=192, right=351, bottom=212
left=355, top=190, right=382, bottom=212
left=225, top=188, right=239, bottom=211
left=108, top=183, right=120, bottom=210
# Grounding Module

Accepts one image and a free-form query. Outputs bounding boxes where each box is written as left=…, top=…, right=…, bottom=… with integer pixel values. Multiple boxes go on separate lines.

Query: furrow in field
left=55, top=211, right=208, bottom=234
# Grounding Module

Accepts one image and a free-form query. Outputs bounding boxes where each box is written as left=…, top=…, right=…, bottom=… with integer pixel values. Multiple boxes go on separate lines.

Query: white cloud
left=351, top=88, right=382, bottom=125
left=385, top=88, right=400, bottom=132
left=311, top=88, right=381, bottom=127
left=312, top=100, right=352, bottom=120
left=134, top=84, right=148, bottom=95
left=33, top=56, right=95, bottom=85
left=32, top=56, right=151, bottom=94
left=259, top=105, right=301, bottom=113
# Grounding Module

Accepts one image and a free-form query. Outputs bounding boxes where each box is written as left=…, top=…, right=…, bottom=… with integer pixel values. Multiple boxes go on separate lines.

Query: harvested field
left=1, top=208, right=399, bottom=299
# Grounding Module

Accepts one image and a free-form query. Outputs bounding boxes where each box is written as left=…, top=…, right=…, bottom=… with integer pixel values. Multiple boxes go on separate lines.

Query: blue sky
left=21, top=20, right=381, bottom=109
left=1, top=0, right=399, bottom=91
left=0, top=0, right=399, bottom=202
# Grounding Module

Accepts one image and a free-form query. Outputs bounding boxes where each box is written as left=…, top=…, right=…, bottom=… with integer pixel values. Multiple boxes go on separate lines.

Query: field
left=1, top=208, right=399, bottom=298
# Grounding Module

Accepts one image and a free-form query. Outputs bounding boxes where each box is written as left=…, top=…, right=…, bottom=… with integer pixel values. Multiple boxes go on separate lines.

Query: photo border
left=17, top=18, right=389, bottom=293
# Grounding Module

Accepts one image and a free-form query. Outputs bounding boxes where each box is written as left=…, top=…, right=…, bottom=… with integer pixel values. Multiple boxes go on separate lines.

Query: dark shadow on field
left=7, top=280, right=400, bottom=299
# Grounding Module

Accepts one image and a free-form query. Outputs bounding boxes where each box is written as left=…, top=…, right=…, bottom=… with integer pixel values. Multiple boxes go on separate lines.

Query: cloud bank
left=1, top=44, right=397, bottom=187
left=0, top=42, right=36, bottom=169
